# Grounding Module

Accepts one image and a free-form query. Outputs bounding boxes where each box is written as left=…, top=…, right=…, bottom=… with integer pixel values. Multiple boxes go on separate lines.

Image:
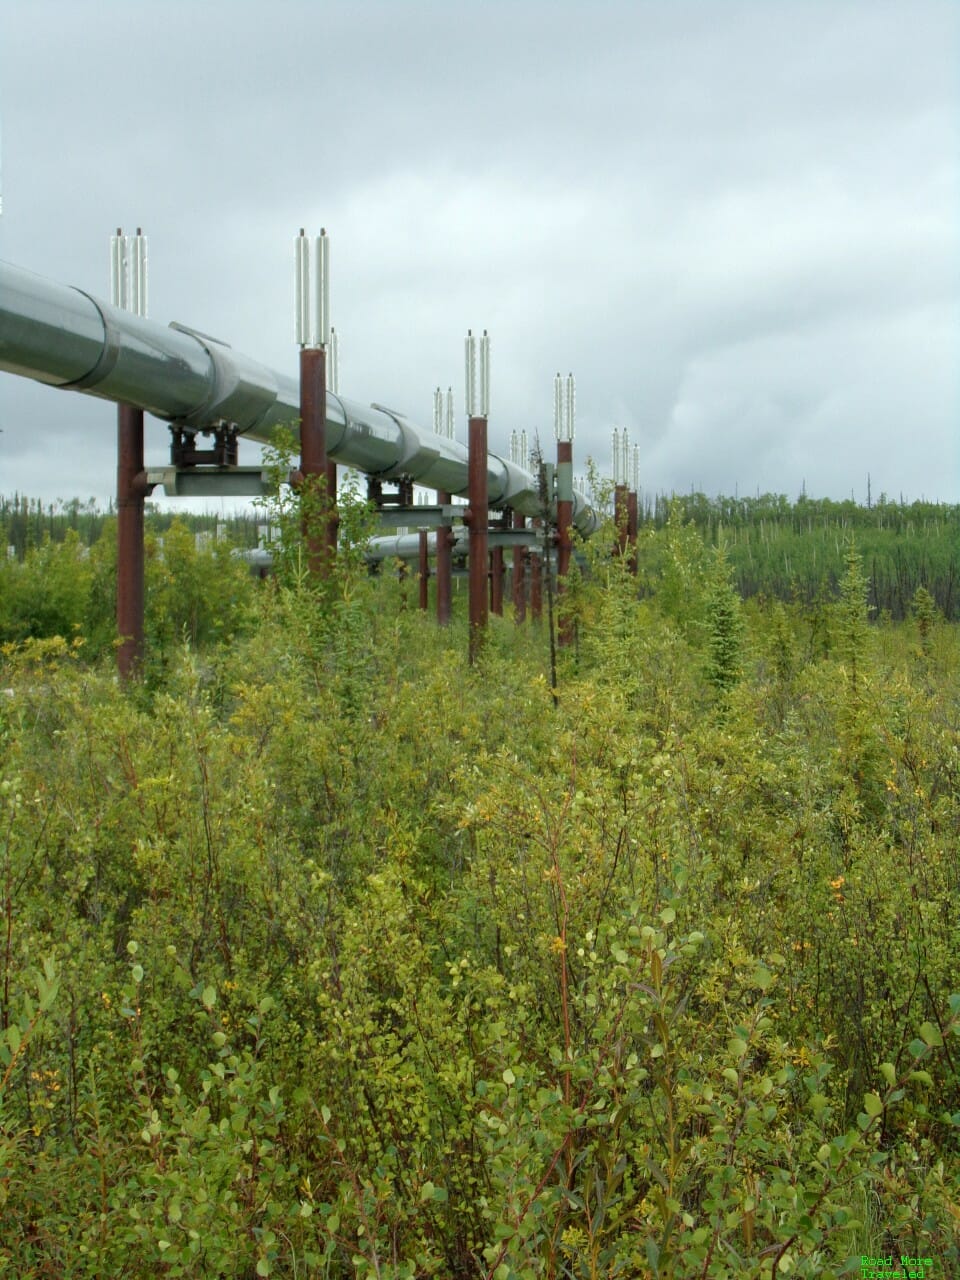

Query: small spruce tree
left=704, top=542, right=744, bottom=694
left=837, top=538, right=870, bottom=695
left=912, top=583, right=936, bottom=659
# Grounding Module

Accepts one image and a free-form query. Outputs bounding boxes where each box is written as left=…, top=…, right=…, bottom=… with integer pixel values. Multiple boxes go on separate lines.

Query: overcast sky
left=1, top=0, right=957, bottom=509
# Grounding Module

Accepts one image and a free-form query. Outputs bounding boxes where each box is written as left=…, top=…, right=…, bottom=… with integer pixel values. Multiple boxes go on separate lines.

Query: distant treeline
left=0, top=494, right=262, bottom=559
left=642, top=488, right=959, bottom=534
left=639, top=491, right=960, bottom=621
left=3, top=489, right=959, bottom=621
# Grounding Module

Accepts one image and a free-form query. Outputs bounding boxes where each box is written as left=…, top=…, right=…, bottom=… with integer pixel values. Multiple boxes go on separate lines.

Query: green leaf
left=751, top=964, right=773, bottom=991
left=919, top=1021, right=943, bottom=1047
left=879, top=1061, right=896, bottom=1087
left=502, top=1068, right=516, bottom=1086
left=201, top=985, right=216, bottom=1009
left=37, top=970, right=59, bottom=1013
left=863, top=1092, right=883, bottom=1118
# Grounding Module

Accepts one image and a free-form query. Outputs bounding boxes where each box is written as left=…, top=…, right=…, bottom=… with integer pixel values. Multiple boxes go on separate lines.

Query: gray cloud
left=1, top=0, right=957, bottom=507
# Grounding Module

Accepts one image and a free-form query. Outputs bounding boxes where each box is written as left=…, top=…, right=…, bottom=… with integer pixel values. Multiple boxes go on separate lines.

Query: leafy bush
left=0, top=497, right=957, bottom=1277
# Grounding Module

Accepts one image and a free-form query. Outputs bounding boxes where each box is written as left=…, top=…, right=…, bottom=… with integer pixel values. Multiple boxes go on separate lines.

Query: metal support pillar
left=117, top=404, right=146, bottom=679
left=490, top=544, right=504, bottom=616
left=556, top=440, right=573, bottom=582
left=418, top=528, right=430, bottom=611
left=436, top=490, right=453, bottom=625
left=299, top=344, right=331, bottom=578
left=466, top=415, right=488, bottom=664
left=556, top=438, right=574, bottom=647
left=512, top=511, right=527, bottom=623
left=627, top=489, right=639, bottom=575
left=614, top=484, right=629, bottom=559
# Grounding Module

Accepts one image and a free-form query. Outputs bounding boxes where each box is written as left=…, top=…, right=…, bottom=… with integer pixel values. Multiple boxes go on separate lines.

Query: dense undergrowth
left=0, top=499, right=958, bottom=1278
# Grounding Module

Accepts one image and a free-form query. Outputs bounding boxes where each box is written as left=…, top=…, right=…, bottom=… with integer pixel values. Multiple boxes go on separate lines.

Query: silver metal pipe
left=329, top=327, right=340, bottom=393
left=316, top=231, right=330, bottom=348
left=132, top=229, right=147, bottom=318
left=480, top=329, right=490, bottom=418
left=366, top=523, right=544, bottom=563
left=464, top=329, right=476, bottom=417
left=366, top=527, right=466, bottom=563
left=295, top=230, right=309, bottom=346
left=0, top=258, right=597, bottom=532
left=109, top=230, right=124, bottom=310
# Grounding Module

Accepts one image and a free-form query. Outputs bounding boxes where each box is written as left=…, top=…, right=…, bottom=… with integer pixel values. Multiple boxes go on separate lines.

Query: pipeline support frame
left=467, top=415, right=489, bottom=664
left=116, top=405, right=148, bottom=679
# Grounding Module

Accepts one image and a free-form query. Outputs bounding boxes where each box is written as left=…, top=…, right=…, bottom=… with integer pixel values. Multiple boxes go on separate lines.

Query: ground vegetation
left=0, top=490, right=957, bottom=1277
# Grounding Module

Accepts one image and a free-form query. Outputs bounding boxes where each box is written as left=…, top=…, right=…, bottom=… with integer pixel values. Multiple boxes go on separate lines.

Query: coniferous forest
left=0, top=485, right=958, bottom=1278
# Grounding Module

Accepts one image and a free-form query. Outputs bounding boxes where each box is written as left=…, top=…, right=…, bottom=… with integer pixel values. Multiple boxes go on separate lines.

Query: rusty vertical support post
left=117, top=404, right=146, bottom=680
left=512, top=510, right=526, bottom=623
left=614, top=483, right=629, bottom=559
left=299, top=344, right=329, bottom=579
left=467, top=414, right=488, bottom=664
left=418, top=528, right=430, bottom=610
left=490, top=541, right=504, bottom=616
left=436, top=490, right=452, bottom=625
left=556, top=440, right=573, bottom=582
left=627, top=488, right=639, bottom=575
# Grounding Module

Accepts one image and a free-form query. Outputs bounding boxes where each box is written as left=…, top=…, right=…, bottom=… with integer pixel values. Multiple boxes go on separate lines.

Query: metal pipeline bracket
left=367, top=475, right=415, bottom=507
left=146, top=464, right=273, bottom=498
left=169, top=423, right=240, bottom=468
left=375, top=504, right=462, bottom=530
left=150, top=422, right=272, bottom=495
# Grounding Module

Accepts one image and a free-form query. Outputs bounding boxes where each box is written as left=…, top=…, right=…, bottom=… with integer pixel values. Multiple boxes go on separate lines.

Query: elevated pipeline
left=0, top=260, right=596, bottom=533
